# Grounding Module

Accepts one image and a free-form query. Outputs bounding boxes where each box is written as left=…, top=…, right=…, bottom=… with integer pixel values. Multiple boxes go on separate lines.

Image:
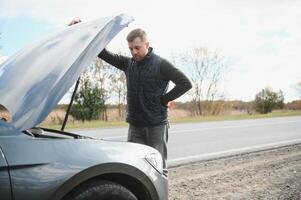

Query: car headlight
left=145, top=152, right=163, bottom=174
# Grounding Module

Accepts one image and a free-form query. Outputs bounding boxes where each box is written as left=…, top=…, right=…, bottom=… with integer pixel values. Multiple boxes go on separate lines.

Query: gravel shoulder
left=169, top=144, right=301, bottom=200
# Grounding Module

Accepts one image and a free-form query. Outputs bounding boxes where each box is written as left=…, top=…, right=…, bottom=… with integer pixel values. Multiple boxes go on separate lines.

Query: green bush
left=70, top=74, right=107, bottom=121
left=254, top=88, right=284, bottom=114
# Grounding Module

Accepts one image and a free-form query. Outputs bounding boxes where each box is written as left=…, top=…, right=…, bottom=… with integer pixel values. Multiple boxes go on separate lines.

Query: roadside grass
left=41, top=110, right=301, bottom=130
left=170, top=110, right=301, bottom=123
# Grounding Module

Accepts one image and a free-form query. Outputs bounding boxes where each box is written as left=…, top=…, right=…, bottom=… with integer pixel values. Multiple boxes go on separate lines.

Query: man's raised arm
left=98, top=49, right=130, bottom=71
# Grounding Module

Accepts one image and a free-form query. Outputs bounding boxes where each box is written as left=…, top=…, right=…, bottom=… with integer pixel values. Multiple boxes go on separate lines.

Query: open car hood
left=0, top=14, right=133, bottom=131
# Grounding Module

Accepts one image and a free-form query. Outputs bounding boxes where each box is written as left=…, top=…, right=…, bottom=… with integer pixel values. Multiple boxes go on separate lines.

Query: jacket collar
left=134, top=47, right=154, bottom=65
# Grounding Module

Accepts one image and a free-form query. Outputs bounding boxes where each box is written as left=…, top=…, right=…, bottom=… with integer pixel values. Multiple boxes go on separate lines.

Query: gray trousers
left=128, top=124, right=168, bottom=169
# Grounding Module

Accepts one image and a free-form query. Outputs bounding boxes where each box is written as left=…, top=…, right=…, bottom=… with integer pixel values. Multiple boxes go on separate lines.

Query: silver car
left=0, top=14, right=168, bottom=200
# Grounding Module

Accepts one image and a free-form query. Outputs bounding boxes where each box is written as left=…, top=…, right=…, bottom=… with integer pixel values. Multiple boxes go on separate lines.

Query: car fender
left=50, top=162, right=158, bottom=200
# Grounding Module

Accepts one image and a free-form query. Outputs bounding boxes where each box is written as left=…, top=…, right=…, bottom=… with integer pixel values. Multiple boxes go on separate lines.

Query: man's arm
left=160, top=59, right=192, bottom=106
left=98, top=49, right=130, bottom=71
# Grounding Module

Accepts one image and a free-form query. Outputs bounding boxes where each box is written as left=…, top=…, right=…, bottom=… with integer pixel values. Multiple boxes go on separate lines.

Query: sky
left=0, top=0, right=301, bottom=103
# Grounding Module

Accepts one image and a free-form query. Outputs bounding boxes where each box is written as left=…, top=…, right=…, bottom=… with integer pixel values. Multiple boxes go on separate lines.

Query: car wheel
left=65, top=180, right=138, bottom=200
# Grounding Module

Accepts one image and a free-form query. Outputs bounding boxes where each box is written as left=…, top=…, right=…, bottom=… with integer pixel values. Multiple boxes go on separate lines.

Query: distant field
left=1, top=107, right=300, bottom=130
left=41, top=109, right=301, bottom=130
left=170, top=110, right=301, bottom=123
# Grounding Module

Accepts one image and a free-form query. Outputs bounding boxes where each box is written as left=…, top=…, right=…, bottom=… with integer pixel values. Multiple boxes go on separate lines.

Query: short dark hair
left=126, top=28, right=148, bottom=42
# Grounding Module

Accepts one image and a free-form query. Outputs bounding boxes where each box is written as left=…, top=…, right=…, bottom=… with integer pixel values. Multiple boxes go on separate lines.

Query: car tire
left=65, top=180, right=138, bottom=200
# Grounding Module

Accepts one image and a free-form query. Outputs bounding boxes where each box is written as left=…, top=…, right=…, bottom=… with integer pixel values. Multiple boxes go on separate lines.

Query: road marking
left=168, top=138, right=301, bottom=166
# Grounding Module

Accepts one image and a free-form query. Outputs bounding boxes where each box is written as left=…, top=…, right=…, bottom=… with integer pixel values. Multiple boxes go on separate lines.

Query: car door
left=0, top=145, right=12, bottom=200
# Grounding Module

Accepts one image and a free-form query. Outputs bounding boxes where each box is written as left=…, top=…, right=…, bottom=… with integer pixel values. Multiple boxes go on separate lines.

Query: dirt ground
left=169, top=144, right=301, bottom=200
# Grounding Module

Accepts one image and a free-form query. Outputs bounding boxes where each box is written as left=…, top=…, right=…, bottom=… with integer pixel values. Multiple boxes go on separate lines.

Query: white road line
left=168, top=138, right=301, bottom=166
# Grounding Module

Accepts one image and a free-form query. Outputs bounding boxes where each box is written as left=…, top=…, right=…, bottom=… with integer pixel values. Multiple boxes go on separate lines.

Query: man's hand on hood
left=68, top=19, right=82, bottom=26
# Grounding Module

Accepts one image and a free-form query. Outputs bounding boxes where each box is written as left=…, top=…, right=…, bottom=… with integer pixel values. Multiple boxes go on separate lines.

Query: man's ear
left=146, top=41, right=150, bottom=48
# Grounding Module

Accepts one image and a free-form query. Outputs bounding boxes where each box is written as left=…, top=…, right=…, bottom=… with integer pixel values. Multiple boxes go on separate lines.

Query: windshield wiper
left=24, top=127, right=92, bottom=139
left=41, top=127, right=92, bottom=139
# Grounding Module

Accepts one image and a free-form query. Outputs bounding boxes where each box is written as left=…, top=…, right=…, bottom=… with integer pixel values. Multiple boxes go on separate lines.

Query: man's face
left=128, top=37, right=149, bottom=61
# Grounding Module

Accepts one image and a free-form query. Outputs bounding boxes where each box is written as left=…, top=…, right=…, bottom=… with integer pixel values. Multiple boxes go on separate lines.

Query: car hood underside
left=0, top=14, right=133, bottom=131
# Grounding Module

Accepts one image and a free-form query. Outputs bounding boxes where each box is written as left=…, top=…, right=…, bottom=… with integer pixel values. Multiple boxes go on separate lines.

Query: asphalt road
left=73, top=116, right=301, bottom=167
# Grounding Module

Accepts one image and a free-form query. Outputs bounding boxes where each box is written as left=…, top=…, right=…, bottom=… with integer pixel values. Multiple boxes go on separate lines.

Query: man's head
left=127, top=29, right=149, bottom=61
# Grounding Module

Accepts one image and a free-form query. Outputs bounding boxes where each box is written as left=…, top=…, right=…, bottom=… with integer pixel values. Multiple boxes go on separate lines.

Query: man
left=70, top=20, right=191, bottom=171
left=98, top=28, right=192, bottom=172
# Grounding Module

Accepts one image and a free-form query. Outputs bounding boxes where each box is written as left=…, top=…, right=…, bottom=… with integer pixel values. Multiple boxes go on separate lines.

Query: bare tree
left=93, top=58, right=113, bottom=121
left=100, top=51, right=128, bottom=119
left=110, top=67, right=126, bottom=118
left=179, top=47, right=226, bottom=116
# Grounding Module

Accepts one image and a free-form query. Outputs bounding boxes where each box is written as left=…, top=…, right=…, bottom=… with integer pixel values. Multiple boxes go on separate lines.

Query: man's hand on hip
left=167, top=101, right=176, bottom=109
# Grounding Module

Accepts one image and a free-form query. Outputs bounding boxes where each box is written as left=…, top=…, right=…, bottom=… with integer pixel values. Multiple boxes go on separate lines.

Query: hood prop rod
left=61, top=77, right=80, bottom=131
